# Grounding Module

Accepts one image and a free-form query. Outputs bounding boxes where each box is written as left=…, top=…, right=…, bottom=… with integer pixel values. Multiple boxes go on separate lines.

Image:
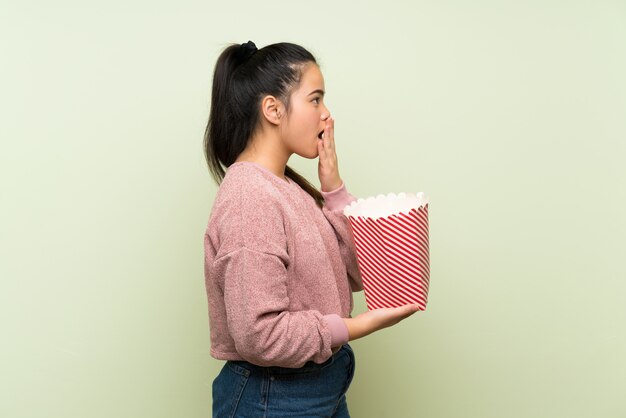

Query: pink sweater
left=204, top=161, right=363, bottom=368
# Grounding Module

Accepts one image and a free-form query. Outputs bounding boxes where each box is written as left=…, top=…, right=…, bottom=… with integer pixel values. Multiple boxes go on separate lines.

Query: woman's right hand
left=342, top=304, right=420, bottom=341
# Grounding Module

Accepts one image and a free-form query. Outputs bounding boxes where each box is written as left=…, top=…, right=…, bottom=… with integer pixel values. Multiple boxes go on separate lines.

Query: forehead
left=296, top=64, right=324, bottom=93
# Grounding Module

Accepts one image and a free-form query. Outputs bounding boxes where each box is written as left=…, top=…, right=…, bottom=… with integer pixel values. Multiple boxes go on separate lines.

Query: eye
left=312, top=97, right=321, bottom=104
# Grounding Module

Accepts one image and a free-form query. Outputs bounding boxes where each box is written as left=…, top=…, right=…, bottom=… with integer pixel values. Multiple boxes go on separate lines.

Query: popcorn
left=343, top=192, right=430, bottom=311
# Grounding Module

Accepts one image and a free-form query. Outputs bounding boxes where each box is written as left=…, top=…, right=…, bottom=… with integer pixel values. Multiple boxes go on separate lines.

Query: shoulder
left=206, top=164, right=288, bottom=257
left=216, top=164, right=285, bottom=212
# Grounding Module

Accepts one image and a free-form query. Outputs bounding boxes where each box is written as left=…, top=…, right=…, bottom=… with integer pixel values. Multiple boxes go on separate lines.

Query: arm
left=320, top=182, right=423, bottom=342
left=213, top=190, right=347, bottom=368
left=320, top=181, right=364, bottom=292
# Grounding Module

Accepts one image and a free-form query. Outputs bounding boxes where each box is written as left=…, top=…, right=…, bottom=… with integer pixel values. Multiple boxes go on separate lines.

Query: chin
left=294, top=146, right=319, bottom=160
left=299, top=151, right=318, bottom=160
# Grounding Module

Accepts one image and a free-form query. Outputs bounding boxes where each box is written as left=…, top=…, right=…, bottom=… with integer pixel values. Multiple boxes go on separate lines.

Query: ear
left=260, top=95, right=283, bottom=126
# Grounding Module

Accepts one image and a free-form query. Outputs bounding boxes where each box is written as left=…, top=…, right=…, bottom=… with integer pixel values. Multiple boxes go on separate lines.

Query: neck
left=235, top=131, right=290, bottom=180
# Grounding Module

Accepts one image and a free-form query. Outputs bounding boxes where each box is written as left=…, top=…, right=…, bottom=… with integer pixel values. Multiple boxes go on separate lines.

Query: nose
left=321, top=110, right=331, bottom=121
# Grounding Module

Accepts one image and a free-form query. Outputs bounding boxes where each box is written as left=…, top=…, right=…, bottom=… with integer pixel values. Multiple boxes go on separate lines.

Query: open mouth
left=318, top=130, right=325, bottom=139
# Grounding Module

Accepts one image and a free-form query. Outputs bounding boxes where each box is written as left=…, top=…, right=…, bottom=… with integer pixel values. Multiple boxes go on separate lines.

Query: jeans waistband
left=226, top=343, right=352, bottom=376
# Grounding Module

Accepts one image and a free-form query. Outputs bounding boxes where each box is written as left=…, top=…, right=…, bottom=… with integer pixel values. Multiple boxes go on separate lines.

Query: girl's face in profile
left=280, top=63, right=331, bottom=159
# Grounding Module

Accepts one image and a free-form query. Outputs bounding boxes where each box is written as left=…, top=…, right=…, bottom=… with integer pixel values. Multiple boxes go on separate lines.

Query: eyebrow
left=307, top=89, right=325, bottom=96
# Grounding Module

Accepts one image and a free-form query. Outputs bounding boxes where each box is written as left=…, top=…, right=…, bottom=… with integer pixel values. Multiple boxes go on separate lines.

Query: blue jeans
left=212, top=343, right=356, bottom=418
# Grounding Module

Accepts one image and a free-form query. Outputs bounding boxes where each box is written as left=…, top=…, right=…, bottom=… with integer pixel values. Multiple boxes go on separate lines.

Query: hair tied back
left=236, top=40, right=258, bottom=62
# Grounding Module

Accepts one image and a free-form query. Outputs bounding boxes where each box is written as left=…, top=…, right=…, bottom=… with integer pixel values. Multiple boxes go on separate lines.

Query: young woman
left=203, top=40, right=419, bottom=418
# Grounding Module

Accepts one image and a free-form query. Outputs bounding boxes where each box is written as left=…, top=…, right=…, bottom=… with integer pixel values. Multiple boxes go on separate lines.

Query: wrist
left=321, top=179, right=343, bottom=193
left=342, top=316, right=369, bottom=341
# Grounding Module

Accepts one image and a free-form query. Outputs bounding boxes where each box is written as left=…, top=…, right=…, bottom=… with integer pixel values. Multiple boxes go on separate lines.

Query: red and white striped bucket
left=344, top=192, right=430, bottom=311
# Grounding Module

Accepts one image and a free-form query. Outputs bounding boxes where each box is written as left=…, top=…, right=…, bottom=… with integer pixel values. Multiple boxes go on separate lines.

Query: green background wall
left=2, top=1, right=624, bottom=417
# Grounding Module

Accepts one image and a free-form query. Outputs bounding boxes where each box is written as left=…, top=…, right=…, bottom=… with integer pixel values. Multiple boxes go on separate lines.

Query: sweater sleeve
left=212, top=189, right=342, bottom=368
left=320, top=181, right=364, bottom=292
